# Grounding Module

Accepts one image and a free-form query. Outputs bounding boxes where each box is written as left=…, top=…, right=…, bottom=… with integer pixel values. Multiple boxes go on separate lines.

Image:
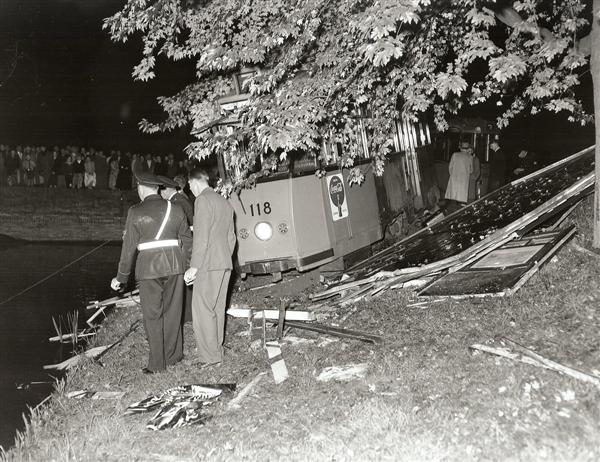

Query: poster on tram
left=326, top=174, right=348, bottom=221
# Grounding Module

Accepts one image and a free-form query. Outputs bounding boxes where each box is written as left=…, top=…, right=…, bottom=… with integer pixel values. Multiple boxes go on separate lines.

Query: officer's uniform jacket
left=116, top=194, right=192, bottom=283
left=168, top=191, right=194, bottom=228
left=190, top=188, right=236, bottom=272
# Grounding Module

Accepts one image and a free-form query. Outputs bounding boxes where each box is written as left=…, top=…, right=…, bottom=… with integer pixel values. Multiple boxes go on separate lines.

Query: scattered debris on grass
left=227, top=304, right=316, bottom=321
left=285, top=321, right=383, bottom=344
left=265, top=341, right=289, bottom=384
left=317, top=363, right=369, bottom=382
left=125, top=384, right=236, bottom=431
left=228, top=372, right=266, bottom=410
left=471, top=337, right=600, bottom=389
left=43, top=345, right=112, bottom=371
left=66, top=390, right=126, bottom=400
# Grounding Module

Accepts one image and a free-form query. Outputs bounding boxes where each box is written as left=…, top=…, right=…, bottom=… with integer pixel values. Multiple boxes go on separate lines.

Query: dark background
left=0, top=0, right=193, bottom=154
left=0, top=0, right=595, bottom=159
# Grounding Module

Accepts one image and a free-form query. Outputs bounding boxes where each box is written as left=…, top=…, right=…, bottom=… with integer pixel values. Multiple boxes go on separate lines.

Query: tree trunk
left=592, top=0, right=600, bottom=248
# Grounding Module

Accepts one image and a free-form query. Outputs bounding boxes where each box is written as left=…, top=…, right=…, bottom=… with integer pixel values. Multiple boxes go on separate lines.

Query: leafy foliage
left=104, top=0, right=592, bottom=189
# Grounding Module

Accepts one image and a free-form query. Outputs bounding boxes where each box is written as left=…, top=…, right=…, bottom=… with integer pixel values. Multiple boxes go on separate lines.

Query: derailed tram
left=210, top=122, right=434, bottom=280
left=203, top=71, right=492, bottom=281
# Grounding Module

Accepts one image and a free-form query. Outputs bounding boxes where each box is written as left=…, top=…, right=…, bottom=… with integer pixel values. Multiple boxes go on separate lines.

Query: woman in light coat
left=445, top=143, right=473, bottom=205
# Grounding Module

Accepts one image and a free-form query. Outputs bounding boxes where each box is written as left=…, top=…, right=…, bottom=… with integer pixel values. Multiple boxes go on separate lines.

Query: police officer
left=157, top=175, right=194, bottom=229
left=158, top=175, right=195, bottom=323
left=110, top=172, right=192, bottom=374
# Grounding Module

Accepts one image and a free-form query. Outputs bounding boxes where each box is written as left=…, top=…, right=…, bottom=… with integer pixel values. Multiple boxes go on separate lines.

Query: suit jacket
left=117, top=194, right=192, bottom=283
left=191, top=188, right=236, bottom=272
left=141, top=159, right=154, bottom=173
left=169, top=191, right=194, bottom=227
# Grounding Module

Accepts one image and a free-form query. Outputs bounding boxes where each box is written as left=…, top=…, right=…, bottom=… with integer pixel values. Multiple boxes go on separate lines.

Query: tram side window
left=290, top=150, right=319, bottom=174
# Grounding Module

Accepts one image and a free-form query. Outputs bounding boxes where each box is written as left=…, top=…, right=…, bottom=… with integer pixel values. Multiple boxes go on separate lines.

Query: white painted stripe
left=137, top=239, right=179, bottom=251
left=154, top=201, right=172, bottom=240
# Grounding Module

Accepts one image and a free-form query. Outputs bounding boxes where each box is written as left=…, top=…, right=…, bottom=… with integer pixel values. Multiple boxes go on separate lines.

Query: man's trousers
left=138, top=274, right=184, bottom=372
left=183, top=285, right=193, bottom=324
left=192, top=270, right=231, bottom=364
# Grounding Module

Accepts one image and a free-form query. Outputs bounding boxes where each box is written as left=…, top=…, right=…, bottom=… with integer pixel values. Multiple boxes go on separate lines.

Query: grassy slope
left=4, top=199, right=600, bottom=462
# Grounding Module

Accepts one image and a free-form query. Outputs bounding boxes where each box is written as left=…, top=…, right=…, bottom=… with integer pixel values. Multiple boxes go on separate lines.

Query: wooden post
left=276, top=298, right=288, bottom=340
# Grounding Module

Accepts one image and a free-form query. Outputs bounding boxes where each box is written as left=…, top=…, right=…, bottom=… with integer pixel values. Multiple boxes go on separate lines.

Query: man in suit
left=158, top=175, right=195, bottom=323
left=141, top=154, right=154, bottom=173
left=184, top=168, right=236, bottom=366
left=488, top=139, right=506, bottom=191
left=111, top=171, right=192, bottom=374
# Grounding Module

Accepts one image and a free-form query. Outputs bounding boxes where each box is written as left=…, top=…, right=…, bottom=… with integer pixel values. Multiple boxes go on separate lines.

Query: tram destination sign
left=327, top=174, right=349, bottom=221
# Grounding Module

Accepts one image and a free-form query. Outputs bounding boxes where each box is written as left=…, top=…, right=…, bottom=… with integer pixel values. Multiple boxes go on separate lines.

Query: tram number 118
left=249, top=202, right=272, bottom=216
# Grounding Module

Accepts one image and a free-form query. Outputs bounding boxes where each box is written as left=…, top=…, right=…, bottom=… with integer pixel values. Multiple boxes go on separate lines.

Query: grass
left=3, top=198, right=600, bottom=461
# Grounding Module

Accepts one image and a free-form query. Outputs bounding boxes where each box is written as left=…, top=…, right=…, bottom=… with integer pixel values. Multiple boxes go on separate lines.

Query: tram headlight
left=239, top=228, right=249, bottom=239
left=278, top=222, right=288, bottom=234
left=254, top=222, right=273, bottom=241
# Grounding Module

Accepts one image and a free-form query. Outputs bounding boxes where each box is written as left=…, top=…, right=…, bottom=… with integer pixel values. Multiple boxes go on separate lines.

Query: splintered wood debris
left=311, top=146, right=595, bottom=306
left=471, top=338, right=600, bottom=389
left=317, top=363, right=369, bottom=382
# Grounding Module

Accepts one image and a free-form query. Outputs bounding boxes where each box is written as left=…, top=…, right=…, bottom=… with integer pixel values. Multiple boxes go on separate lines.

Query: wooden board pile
left=311, top=146, right=595, bottom=306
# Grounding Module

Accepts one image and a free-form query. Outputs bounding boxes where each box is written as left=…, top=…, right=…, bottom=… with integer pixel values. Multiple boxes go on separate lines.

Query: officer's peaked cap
left=155, top=175, right=179, bottom=189
left=135, top=171, right=163, bottom=187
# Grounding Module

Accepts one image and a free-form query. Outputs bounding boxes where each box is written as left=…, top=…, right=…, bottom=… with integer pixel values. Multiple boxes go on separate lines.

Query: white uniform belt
left=137, top=239, right=179, bottom=251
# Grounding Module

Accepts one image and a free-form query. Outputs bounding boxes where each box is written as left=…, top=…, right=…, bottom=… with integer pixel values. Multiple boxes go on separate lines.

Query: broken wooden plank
left=547, top=200, right=582, bottom=231
left=502, top=337, right=600, bottom=388
left=43, top=345, right=112, bottom=371
left=285, top=321, right=383, bottom=344
left=228, top=372, right=267, bottom=410
left=265, top=341, right=288, bottom=384
left=471, top=342, right=600, bottom=389
left=86, top=289, right=139, bottom=310
left=49, top=331, right=96, bottom=343
left=86, top=305, right=108, bottom=327
left=227, top=306, right=316, bottom=322
left=317, top=363, right=368, bottom=382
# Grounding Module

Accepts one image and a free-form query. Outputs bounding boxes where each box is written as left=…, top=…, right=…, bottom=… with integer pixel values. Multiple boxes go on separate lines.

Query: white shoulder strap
left=154, top=201, right=172, bottom=240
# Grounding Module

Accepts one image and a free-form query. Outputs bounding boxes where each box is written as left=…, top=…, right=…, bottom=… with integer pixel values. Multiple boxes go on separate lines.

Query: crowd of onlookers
left=0, top=144, right=194, bottom=190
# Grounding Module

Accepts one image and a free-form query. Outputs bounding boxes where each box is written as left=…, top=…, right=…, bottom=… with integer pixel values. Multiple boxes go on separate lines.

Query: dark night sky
left=0, top=0, right=594, bottom=159
left=0, top=0, right=193, bottom=153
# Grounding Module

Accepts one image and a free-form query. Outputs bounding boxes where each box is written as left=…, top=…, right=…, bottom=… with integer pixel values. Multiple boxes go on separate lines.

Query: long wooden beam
left=285, top=321, right=383, bottom=344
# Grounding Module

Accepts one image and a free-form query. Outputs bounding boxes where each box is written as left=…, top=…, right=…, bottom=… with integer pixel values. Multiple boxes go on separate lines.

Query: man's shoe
left=141, top=367, right=156, bottom=375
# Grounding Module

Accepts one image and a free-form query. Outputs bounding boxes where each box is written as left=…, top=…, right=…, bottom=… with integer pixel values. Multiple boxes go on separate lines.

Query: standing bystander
left=488, top=139, right=506, bottom=191
left=184, top=168, right=236, bottom=366
left=444, top=141, right=472, bottom=208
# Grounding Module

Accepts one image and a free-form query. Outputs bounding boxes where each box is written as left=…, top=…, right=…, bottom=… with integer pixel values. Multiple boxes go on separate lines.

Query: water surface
left=0, top=238, right=120, bottom=448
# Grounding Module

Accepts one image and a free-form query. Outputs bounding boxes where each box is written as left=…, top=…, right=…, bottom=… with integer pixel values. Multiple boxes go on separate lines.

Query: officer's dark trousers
left=138, top=274, right=184, bottom=372
left=183, top=285, right=193, bottom=324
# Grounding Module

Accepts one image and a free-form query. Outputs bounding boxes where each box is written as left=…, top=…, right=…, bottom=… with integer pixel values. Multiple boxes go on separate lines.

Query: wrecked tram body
left=229, top=162, right=382, bottom=281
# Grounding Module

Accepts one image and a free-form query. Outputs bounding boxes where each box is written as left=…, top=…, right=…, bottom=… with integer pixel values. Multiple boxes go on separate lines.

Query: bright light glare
left=254, top=222, right=273, bottom=241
